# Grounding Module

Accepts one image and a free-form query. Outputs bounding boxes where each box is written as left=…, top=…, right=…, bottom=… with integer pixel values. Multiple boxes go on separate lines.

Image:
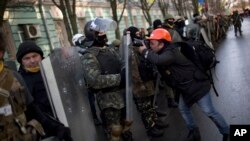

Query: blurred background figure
left=232, top=10, right=243, bottom=36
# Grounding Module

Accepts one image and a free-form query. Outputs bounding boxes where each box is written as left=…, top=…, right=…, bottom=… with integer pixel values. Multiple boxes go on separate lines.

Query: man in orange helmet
left=138, top=28, right=229, bottom=141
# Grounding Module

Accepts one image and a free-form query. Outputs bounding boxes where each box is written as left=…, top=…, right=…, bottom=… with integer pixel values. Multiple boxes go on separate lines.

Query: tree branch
left=0, top=0, right=8, bottom=27
left=52, top=0, right=61, bottom=8
left=118, top=0, right=127, bottom=23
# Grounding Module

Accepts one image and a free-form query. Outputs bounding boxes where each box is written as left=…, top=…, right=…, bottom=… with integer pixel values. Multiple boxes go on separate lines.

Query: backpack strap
left=208, top=70, right=219, bottom=97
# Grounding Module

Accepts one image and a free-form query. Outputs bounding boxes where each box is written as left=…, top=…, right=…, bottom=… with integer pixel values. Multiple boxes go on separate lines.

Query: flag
left=198, top=0, right=204, bottom=4
left=148, top=0, right=155, bottom=4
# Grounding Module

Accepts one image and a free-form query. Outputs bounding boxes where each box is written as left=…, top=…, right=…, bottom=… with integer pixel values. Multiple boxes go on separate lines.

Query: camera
left=133, top=38, right=150, bottom=48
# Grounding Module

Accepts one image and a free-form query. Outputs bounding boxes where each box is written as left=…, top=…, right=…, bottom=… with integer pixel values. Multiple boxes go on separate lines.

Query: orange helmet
left=147, top=28, right=172, bottom=42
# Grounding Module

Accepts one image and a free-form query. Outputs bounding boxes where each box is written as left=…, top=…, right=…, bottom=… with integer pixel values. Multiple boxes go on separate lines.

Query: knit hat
left=112, top=39, right=121, bottom=47
left=16, top=41, right=43, bottom=63
left=126, top=26, right=139, bottom=41
left=153, top=19, right=162, bottom=29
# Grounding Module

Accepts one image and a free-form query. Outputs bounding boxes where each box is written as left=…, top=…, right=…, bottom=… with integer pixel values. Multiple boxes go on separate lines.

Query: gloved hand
left=56, top=125, right=73, bottom=141
left=120, top=67, right=126, bottom=88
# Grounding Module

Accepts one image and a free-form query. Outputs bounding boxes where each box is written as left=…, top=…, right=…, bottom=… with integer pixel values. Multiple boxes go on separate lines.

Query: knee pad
left=110, top=125, right=123, bottom=141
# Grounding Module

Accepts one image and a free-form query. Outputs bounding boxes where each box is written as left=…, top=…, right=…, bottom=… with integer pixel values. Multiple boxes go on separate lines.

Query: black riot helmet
left=84, top=21, right=95, bottom=41
left=84, top=17, right=117, bottom=47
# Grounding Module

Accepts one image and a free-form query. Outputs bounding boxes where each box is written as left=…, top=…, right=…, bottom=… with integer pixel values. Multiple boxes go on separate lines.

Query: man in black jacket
left=138, top=28, right=229, bottom=141
left=16, top=41, right=73, bottom=141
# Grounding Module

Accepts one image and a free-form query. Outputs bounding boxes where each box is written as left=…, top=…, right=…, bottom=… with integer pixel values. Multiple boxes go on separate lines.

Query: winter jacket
left=18, top=67, right=72, bottom=140
left=142, top=44, right=211, bottom=107
left=18, top=67, right=53, bottom=116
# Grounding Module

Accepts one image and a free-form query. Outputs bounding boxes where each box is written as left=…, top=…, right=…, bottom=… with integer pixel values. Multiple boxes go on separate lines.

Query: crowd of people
left=1, top=9, right=246, bottom=141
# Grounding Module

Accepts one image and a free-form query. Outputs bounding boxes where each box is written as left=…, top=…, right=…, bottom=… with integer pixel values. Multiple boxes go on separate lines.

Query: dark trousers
left=234, top=24, right=242, bottom=35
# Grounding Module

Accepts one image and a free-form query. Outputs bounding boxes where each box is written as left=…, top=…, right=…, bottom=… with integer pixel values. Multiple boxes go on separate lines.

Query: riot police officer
left=81, top=17, right=132, bottom=141
left=72, top=33, right=102, bottom=125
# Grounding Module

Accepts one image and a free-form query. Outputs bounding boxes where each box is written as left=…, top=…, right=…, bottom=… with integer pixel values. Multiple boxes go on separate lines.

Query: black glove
left=56, top=125, right=73, bottom=141
left=120, top=67, right=126, bottom=88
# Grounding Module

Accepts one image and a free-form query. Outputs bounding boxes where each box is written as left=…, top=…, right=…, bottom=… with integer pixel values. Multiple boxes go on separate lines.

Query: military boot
left=122, top=130, right=133, bottom=141
left=147, top=125, right=164, bottom=137
left=122, top=120, right=133, bottom=141
left=184, top=127, right=201, bottom=141
left=110, top=125, right=123, bottom=141
left=155, top=117, right=169, bottom=129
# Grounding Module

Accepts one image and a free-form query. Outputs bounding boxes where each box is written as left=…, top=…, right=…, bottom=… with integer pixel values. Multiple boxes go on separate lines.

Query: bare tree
left=209, top=0, right=227, bottom=14
left=171, top=0, right=185, bottom=16
left=240, top=0, right=247, bottom=10
left=134, top=0, right=156, bottom=26
left=109, top=0, right=127, bottom=39
left=158, top=0, right=169, bottom=18
left=0, top=0, right=8, bottom=28
left=52, top=0, right=77, bottom=44
left=191, top=0, right=199, bottom=14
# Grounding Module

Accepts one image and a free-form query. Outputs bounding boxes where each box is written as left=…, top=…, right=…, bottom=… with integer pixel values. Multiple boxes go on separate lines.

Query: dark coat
left=18, top=67, right=53, bottom=116
left=142, top=44, right=211, bottom=107
left=18, top=67, right=72, bottom=140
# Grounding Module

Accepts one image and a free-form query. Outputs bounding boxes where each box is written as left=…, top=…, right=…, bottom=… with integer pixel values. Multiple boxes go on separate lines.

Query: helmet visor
left=90, top=17, right=117, bottom=33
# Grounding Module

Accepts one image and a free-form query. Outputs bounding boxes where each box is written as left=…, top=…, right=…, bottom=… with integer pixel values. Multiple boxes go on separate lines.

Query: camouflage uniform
left=0, top=66, right=43, bottom=141
left=163, top=14, right=183, bottom=43
left=131, top=48, right=157, bottom=129
left=81, top=47, right=126, bottom=140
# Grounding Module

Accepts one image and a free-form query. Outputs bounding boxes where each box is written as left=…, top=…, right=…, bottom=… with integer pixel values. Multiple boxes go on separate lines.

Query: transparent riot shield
left=40, top=47, right=98, bottom=141
left=200, top=27, right=214, bottom=49
left=120, top=32, right=133, bottom=122
left=90, top=17, right=117, bottom=32
left=120, top=32, right=152, bottom=141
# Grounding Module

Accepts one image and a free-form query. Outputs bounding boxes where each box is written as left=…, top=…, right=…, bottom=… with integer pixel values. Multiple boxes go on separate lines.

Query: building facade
left=3, top=0, right=165, bottom=63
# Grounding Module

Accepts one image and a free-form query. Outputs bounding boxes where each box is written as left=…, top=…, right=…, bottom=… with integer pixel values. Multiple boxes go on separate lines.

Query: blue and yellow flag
left=198, top=0, right=204, bottom=14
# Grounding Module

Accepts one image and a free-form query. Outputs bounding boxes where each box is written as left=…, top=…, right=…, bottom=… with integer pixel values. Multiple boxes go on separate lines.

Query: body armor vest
left=0, top=68, right=33, bottom=141
left=85, top=47, right=122, bottom=93
left=95, top=48, right=121, bottom=75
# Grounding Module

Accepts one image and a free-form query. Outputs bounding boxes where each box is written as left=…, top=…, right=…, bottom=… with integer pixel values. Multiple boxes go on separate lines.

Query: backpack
left=174, top=40, right=220, bottom=96
left=177, top=40, right=219, bottom=71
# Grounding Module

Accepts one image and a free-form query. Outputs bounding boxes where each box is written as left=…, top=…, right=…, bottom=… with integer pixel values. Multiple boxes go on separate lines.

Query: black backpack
left=174, top=40, right=220, bottom=96
left=177, top=40, right=219, bottom=71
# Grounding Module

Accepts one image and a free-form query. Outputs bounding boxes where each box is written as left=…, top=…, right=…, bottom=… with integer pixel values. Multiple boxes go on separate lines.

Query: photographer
left=138, top=28, right=229, bottom=141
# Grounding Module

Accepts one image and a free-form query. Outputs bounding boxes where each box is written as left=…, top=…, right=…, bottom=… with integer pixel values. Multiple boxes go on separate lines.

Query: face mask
left=0, top=60, right=4, bottom=73
left=134, top=35, right=142, bottom=40
left=94, top=34, right=108, bottom=47
left=25, top=66, right=40, bottom=73
left=167, top=21, right=175, bottom=26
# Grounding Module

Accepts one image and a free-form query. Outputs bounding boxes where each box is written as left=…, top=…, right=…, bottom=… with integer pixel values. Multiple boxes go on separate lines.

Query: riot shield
left=90, top=17, right=117, bottom=32
left=120, top=32, right=133, bottom=122
left=200, top=27, right=214, bottom=49
left=40, top=47, right=98, bottom=141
